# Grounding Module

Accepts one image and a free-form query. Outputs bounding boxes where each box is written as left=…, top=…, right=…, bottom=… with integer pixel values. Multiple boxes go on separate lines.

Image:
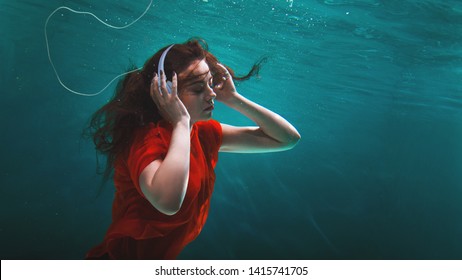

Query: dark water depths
left=1, top=0, right=461, bottom=259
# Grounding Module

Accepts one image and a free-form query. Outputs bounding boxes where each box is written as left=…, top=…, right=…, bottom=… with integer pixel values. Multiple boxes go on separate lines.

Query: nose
left=206, top=85, right=216, bottom=102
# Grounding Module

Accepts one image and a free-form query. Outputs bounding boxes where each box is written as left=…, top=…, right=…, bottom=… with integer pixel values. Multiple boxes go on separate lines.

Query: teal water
left=1, top=0, right=461, bottom=259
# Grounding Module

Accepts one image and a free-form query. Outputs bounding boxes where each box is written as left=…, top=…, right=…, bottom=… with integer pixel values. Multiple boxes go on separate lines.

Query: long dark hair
left=85, top=38, right=266, bottom=186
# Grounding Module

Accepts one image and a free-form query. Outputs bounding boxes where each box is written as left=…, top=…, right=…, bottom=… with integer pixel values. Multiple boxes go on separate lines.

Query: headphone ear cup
left=166, top=81, right=173, bottom=94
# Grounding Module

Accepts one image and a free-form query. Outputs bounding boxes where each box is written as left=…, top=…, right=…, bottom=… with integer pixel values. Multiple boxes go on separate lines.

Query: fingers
left=213, top=64, right=228, bottom=90
left=215, top=82, right=223, bottom=90
left=151, top=74, right=167, bottom=111
left=158, top=70, right=178, bottom=96
left=151, top=71, right=172, bottom=98
left=215, top=63, right=232, bottom=86
left=150, top=71, right=180, bottom=107
left=159, top=70, right=168, bottom=96
left=150, top=74, right=160, bottom=106
left=171, top=71, right=178, bottom=97
left=216, top=63, right=230, bottom=76
left=216, top=63, right=227, bottom=71
left=149, top=71, right=189, bottom=124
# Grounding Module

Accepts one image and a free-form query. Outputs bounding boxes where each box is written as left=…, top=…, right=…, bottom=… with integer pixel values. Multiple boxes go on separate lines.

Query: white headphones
left=157, top=44, right=175, bottom=93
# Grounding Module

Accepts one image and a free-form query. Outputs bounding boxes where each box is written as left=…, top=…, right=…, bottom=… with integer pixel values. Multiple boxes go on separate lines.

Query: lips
left=204, top=105, right=214, bottom=111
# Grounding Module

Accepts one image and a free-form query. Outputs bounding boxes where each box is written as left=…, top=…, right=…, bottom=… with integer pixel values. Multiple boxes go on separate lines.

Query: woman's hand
left=150, top=71, right=190, bottom=126
left=143, top=71, right=191, bottom=216
left=213, top=63, right=240, bottom=104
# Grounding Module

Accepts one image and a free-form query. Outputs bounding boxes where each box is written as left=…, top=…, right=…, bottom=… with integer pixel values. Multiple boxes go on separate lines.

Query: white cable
left=44, top=0, right=153, bottom=96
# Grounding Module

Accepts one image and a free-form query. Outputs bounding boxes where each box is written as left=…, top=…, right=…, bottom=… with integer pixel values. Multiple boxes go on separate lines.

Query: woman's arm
left=139, top=72, right=191, bottom=216
left=214, top=64, right=300, bottom=153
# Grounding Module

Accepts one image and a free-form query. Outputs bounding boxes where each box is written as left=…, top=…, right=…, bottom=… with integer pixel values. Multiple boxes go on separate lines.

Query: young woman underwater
left=86, top=39, right=300, bottom=259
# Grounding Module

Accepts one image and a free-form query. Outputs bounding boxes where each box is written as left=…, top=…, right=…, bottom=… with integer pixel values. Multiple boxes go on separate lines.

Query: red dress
left=86, top=120, right=222, bottom=259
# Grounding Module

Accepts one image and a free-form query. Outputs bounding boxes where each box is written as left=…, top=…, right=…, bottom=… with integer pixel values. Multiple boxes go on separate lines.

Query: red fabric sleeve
left=126, top=123, right=169, bottom=197
left=208, top=119, right=223, bottom=147
left=207, top=119, right=223, bottom=167
left=125, top=120, right=221, bottom=196
left=197, top=119, right=223, bottom=168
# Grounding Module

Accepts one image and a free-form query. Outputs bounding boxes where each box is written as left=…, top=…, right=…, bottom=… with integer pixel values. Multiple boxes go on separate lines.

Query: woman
left=86, top=39, right=300, bottom=259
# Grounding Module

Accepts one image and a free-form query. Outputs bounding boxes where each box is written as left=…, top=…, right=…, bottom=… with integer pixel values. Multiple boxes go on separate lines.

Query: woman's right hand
left=150, top=71, right=190, bottom=126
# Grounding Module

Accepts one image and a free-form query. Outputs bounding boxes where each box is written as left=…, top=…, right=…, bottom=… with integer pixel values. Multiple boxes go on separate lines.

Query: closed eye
left=191, top=77, right=214, bottom=93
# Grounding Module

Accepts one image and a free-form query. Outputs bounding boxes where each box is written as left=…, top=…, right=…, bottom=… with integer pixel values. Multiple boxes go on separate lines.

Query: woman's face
left=178, top=59, right=217, bottom=124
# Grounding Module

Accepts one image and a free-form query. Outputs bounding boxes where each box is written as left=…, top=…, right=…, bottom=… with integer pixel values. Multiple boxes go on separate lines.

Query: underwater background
left=1, top=0, right=461, bottom=259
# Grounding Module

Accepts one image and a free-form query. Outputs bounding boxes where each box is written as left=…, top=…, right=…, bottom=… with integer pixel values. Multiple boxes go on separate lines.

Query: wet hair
left=85, top=38, right=266, bottom=187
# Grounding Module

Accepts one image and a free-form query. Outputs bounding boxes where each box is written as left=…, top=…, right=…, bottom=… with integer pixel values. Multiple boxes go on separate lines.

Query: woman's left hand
left=213, top=63, right=239, bottom=104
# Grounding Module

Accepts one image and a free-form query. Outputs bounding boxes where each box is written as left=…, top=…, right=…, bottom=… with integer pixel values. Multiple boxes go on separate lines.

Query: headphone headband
left=158, top=44, right=175, bottom=93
